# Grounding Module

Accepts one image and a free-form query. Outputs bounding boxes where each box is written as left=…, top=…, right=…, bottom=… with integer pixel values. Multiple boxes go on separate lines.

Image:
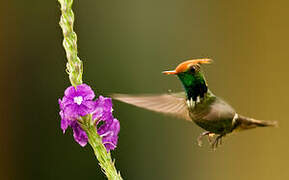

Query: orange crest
left=163, top=58, right=212, bottom=75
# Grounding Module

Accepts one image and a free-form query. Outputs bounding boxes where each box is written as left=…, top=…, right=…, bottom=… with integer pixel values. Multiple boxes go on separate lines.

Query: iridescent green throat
left=177, top=71, right=208, bottom=101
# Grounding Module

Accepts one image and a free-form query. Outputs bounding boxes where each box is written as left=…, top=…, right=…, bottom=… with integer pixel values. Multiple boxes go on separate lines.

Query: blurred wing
left=112, top=92, right=191, bottom=121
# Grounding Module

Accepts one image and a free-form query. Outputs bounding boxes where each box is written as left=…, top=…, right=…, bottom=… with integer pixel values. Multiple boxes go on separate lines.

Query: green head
left=163, top=59, right=211, bottom=101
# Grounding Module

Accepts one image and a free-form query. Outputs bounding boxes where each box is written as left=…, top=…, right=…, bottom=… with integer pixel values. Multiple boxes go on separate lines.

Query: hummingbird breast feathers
left=190, top=96, right=237, bottom=134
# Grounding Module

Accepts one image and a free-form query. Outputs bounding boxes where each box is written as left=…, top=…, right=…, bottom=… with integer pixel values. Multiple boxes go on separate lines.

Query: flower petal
left=98, top=118, right=120, bottom=151
left=58, top=99, right=64, bottom=110
left=71, top=121, right=88, bottom=147
left=61, top=118, right=69, bottom=133
left=96, top=96, right=113, bottom=112
left=64, top=86, right=77, bottom=98
left=63, top=104, right=79, bottom=119
left=82, top=100, right=96, bottom=111
left=93, top=96, right=113, bottom=123
left=62, top=95, right=73, bottom=105
left=76, top=84, right=95, bottom=100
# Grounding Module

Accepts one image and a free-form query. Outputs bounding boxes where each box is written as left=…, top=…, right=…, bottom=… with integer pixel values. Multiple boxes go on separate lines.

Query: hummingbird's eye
left=190, top=67, right=195, bottom=73
left=191, top=64, right=201, bottom=73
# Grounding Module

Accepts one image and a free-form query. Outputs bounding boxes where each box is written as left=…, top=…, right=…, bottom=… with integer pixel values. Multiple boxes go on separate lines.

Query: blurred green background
left=1, top=0, right=289, bottom=179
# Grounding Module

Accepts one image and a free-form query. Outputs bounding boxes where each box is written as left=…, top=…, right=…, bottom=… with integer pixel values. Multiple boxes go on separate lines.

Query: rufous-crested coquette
left=112, top=59, right=277, bottom=149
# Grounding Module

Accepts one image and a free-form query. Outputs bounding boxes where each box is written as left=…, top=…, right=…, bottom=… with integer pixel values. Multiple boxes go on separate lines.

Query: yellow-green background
left=1, top=0, right=288, bottom=179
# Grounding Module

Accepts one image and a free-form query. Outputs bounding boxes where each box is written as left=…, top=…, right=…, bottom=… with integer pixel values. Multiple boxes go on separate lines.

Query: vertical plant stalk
left=82, top=117, right=122, bottom=180
left=58, top=0, right=122, bottom=179
left=58, top=0, right=83, bottom=86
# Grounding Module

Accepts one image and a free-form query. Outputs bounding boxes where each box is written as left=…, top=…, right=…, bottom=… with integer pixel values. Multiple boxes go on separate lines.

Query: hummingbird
left=112, top=59, right=277, bottom=149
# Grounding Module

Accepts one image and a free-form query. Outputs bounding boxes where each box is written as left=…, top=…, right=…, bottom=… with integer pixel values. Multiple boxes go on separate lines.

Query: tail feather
left=236, top=115, right=278, bottom=131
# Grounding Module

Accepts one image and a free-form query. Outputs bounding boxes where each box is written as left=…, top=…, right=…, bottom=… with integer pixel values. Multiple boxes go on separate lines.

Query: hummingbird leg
left=207, top=133, right=215, bottom=143
left=197, top=131, right=215, bottom=147
left=211, top=134, right=225, bottom=150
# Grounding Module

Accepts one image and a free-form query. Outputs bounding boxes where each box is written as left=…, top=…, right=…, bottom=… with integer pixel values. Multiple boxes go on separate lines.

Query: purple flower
left=59, top=108, right=70, bottom=133
left=58, top=84, right=120, bottom=151
left=61, top=84, right=96, bottom=119
left=93, top=96, right=120, bottom=151
left=71, top=121, right=88, bottom=147
left=58, top=84, right=93, bottom=147
left=93, top=96, right=113, bottom=124
left=98, top=118, right=120, bottom=151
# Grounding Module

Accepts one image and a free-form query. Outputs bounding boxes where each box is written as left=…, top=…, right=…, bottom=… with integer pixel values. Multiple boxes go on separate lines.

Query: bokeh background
left=1, top=0, right=289, bottom=179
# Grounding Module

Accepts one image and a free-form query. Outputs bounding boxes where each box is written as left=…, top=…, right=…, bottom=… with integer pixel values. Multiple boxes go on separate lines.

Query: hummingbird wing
left=111, top=92, right=191, bottom=121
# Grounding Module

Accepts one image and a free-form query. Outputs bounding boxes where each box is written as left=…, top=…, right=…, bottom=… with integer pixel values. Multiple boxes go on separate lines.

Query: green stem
left=58, top=0, right=83, bottom=86
left=83, top=124, right=123, bottom=180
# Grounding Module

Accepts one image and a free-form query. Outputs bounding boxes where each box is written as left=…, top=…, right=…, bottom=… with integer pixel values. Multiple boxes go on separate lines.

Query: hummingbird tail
left=235, top=115, right=278, bottom=131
